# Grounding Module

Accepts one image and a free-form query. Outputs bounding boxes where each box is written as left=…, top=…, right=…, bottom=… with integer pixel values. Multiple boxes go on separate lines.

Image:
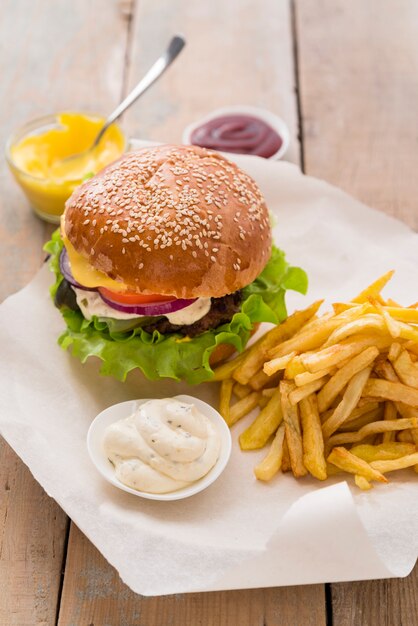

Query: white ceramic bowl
left=87, top=394, right=232, bottom=501
left=182, top=104, right=290, bottom=160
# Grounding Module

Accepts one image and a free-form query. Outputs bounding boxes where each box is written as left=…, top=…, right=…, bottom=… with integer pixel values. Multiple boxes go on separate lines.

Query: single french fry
left=263, top=351, right=297, bottom=377
left=388, top=342, right=402, bottom=362
left=370, top=298, right=401, bottom=338
left=289, top=377, right=328, bottom=406
left=228, top=391, right=260, bottom=427
left=351, top=270, right=395, bottom=303
left=378, top=303, right=418, bottom=322
left=280, top=381, right=307, bottom=477
left=326, top=462, right=343, bottom=476
left=382, top=401, right=397, bottom=443
left=254, top=423, right=286, bottom=481
left=332, top=302, right=353, bottom=315
left=393, top=350, right=418, bottom=389
left=301, top=335, right=390, bottom=373
left=233, top=382, right=251, bottom=399
left=397, top=322, right=418, bottom=342
left=405, top=340, right=418, bottom=357
left=327, top=447, right=388, bottom=483
left=374, top=356, right=398, bottom=382
left=249, top=370, right=281, bottom=391
left=239, top=386, right=283, bottom=450
left=317, top=346, right=379, bottom=413
left=355, top=475, right=373, bottom=490
left=219, top=379, right=234, bottom=423
left=327, top=417, right=418, bottom=448
left=294, top=367, right=335, bottom=387
left=284, top=356, right=307, bottom=379
left=387, top=298, right=402, bottom=307
left=322, top=367, right=372, bottom=439
left=370, top=452, right=418, bottom=473
left=350, top=442, right=416, bottom=463
left=300, top=395, right=327, bottom=480
left=363, top=378, right=418, bottom=407
left=281, top=436, right=291, bottom=472
left=232, top=301, right=323, bottom=385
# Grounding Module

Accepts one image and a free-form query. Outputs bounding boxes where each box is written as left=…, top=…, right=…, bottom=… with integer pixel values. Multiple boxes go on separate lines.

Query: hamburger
left=45, top=145, right=307, bottom=383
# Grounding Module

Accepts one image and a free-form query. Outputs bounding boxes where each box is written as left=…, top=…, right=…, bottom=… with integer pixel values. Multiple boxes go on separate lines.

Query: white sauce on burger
left=73, top=288, right=211, bottom=325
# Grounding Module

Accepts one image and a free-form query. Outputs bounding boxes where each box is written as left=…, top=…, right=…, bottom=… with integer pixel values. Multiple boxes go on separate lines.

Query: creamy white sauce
left=73, top=288, right=211, bottom=325
left=103, top=398, right=221, bottom=493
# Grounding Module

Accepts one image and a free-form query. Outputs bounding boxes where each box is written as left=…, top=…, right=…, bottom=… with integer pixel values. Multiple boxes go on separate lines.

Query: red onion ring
left=99, top=291, right=197, bottom=316
left=59, top=248, right=97, bottom=292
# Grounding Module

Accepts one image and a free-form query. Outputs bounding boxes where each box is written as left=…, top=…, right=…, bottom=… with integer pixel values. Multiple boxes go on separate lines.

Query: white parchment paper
left=1, top=156, right=417, bottom=596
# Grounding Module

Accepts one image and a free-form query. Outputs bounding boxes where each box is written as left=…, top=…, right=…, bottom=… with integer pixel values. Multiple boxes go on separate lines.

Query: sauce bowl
left=182, top=104, right=290, bottom=160
left=87, top=394, right=232, bottom=501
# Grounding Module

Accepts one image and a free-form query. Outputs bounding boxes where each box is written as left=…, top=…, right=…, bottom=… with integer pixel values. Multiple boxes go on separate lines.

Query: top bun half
left=63, top=145, right=272, bottom=298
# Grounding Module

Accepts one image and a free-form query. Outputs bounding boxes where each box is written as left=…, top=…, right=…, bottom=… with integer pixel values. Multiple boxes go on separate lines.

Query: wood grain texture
left=295, top=0, right=418, bottom=230
left=56, top=1, right=326, bottom=624
left=58, top=524, right=326, bottom=626
left=331, top=569, right=418, bottom=626
left=123, top=0, right=300, bottom=164
left=295, top=1, right=418, bottom=624
left=0, top=440, right=68, bottom=626
left=0, top=1, right=131, bottom=624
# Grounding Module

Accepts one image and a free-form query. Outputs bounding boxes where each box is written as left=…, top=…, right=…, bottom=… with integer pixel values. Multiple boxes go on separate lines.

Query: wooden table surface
left=1, top=1, right=417, bottom=624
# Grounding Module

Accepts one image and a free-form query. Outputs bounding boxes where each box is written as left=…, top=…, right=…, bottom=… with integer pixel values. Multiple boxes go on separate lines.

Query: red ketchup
left=190, top=114, right=283, bottom=158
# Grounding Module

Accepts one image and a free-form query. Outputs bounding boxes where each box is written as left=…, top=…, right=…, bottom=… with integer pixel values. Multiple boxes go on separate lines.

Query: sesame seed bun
left=64, top=145, right=272, bottom=299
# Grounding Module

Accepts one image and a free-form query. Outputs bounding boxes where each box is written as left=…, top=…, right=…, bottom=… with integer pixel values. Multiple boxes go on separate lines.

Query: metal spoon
left=61, top=35, right=186, bottom=164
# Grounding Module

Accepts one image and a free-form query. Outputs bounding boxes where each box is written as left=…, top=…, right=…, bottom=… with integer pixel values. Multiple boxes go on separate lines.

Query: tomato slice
left=98, top=287, right=175, bottom=305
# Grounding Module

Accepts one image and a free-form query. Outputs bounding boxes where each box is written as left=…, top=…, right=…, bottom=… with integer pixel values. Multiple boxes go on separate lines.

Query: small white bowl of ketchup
left=182, top=105, right=290, bottom=160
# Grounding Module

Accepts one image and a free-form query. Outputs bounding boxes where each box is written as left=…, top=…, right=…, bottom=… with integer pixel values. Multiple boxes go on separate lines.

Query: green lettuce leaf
left=44, top=230, right=307, bottom=384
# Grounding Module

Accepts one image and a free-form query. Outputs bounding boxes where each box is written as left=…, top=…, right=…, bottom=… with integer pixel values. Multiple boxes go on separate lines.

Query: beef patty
left=142, top=291, right=243, bottom=337
left=56, top=277, right=243, bottom=338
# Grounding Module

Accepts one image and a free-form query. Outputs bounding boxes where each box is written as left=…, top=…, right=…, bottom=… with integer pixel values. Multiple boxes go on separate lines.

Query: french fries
left=239, top=386, right=283, bottom=450
left=254, top=423, right=285, bottom=481
left=280, top=381, right=307, bottom=477
left=214, top=272, right=418, bottom=490
left=300, top=395, right=327, bottom=480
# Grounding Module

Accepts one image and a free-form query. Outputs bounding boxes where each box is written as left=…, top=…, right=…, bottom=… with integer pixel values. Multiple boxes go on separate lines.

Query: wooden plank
left=0, top=1, right=131, bottom=624
left=295, top=0, right=418, bottom=230
left=58, top=524, right=326, bottom=626
left=295, top=1, right=418, bottom=624
left=330, top=569, right=418, bottom=626
left=0, top=440, right=68, bottom=626
left=123, top=0, right=300, bottom=164
left=57, top=1, right=326, bottom=624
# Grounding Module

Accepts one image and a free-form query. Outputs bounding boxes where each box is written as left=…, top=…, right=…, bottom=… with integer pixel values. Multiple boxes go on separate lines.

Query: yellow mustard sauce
left=8, top=112, right=125, bottom=223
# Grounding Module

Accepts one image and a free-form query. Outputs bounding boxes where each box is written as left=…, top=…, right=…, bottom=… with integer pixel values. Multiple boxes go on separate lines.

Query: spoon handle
left=93, top=35, right=186, bottom=148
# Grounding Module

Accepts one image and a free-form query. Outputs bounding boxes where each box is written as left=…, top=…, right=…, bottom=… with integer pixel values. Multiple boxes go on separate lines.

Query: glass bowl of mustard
left=5, top=112, right=127, bottom=224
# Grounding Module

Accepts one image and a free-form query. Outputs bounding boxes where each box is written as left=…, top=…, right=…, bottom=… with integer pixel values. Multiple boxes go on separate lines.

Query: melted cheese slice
left=61, top=221, right=128, bottom=293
